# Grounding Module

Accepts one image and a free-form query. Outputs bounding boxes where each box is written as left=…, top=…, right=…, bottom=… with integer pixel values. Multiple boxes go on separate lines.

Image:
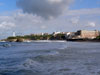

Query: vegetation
left=6, top=33, right=66, bottom=42
left=96, top=36, right=100, bottom=40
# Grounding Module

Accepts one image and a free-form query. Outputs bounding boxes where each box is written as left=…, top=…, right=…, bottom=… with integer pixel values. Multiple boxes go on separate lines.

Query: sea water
left=0, top=41, right=100, bottom=75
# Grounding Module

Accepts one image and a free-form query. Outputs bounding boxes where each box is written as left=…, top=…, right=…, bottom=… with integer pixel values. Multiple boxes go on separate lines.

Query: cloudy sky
left=0, top=0, right=100, bottom=39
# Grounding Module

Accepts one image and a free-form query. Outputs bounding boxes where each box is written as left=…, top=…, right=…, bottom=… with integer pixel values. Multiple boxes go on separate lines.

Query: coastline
left=67, top=39, right=100, bottom=42
left=0, top=30, right=100, bottom=43
left=0, top=39, right=100, bottom=43
left=0, top=40, right=67, bottom=43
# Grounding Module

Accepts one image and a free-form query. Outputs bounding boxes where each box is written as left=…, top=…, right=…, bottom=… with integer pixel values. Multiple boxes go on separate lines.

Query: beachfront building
left=53, top=31, right=61, bottom=35
left=76, top=30, right=100, bottom=39
left=65, top=32, right=76, bottom=39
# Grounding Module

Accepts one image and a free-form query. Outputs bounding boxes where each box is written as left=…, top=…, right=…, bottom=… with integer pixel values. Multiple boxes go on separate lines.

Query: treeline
left=96, top=36, right=100, bottom=40
left=6, top=34, right=66, bottom=42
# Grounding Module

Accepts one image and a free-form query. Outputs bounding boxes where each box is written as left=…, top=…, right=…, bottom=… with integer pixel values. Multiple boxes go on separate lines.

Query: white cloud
left=66, top=8, right=100, bottom=16
left=86, top=22, right=96, bottom=27
left=41, top=25, right=47, bottom=29
left=0, top=10, right=42, bottom=31
left=0, top=21, right=15, bottom=29
left=48, top=0, right=62, bottom=3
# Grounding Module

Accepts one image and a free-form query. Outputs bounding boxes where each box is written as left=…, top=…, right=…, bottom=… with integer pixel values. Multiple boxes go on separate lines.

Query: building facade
left=77, top=30, right=100, bottom=39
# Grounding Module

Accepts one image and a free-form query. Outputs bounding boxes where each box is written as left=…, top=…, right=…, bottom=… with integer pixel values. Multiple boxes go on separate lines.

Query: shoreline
left=0, top=40, right=67, bottom=43
left=67, top=39, right=100, bottom=42
left=0, top=39, right=100, bottom=43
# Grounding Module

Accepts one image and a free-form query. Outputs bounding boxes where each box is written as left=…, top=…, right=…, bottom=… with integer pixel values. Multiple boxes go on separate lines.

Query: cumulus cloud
left=16, top=0, right=73, bottom=19
left=0, top=10, right=42, bottom=32
left=41, top=25, right=47, bottom=29
left=48, top=0, right=62, bottom=3
left=86, top=22, right=96, bottom=27
left=66, top=8, right=100, bottom=16
left=0, top=21, right=15, bottom=29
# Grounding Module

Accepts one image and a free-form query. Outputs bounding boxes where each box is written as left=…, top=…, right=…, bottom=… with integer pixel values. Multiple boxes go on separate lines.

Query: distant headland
left=0, top=30, right=100, bottom=42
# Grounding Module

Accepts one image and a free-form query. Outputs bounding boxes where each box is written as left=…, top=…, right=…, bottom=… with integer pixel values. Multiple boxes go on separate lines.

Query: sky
left=0, top=0, right=100, bottom=39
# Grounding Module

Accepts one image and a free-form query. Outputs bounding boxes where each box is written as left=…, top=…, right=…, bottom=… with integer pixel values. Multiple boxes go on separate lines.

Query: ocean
left=0, top=41, right=100, bottom=75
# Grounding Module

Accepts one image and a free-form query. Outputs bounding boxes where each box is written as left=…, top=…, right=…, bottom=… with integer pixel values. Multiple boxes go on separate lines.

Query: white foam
left=20, top=59, right=43, bottom=71
left=47, top=51, right=59, bottom=55
left=32, top=40, right=67, bottom=43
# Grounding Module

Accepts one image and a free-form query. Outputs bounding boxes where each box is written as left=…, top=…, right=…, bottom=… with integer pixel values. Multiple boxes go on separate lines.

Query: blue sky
left=0, top=0, right=17, bottom=13
left=0, top=0, right=100, bottom=39
left=70, top=0, right=100, bottom=9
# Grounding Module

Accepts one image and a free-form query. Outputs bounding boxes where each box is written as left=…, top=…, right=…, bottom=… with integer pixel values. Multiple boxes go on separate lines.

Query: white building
left=13, top=32, right=16, bottom=37
left=53, top=31, right=61, bottom=35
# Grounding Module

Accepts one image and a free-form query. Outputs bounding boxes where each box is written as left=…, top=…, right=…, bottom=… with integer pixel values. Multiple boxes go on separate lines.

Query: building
left=65, top=32, right=76, bottom=39
left=13, top=32, right=16, bottom=37
left=76, top=30, right=100, bottom=39
left=52, top=31, right=61, bottom=35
